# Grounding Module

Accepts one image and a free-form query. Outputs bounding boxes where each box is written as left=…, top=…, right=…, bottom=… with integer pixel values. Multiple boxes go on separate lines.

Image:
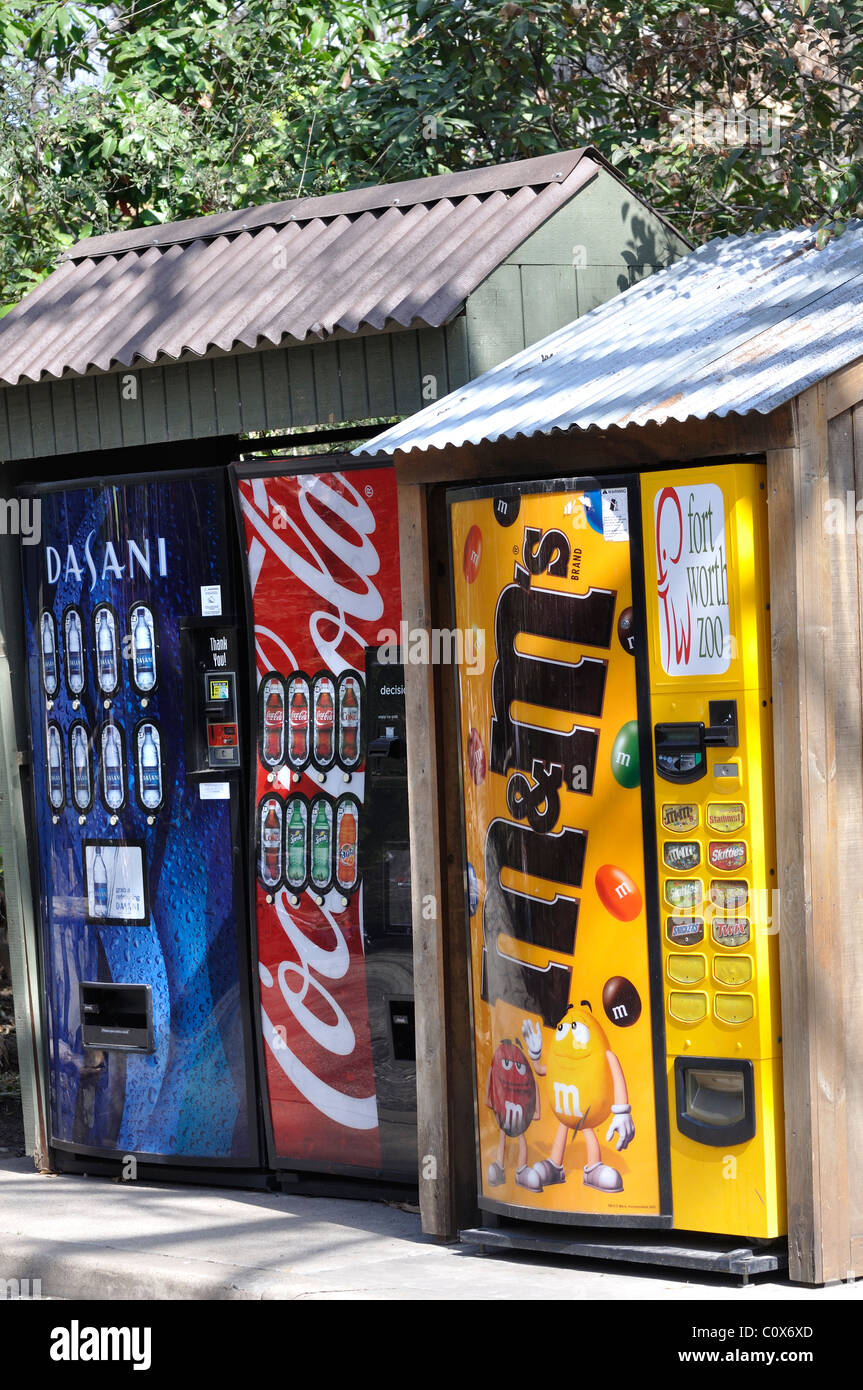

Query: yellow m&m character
left=520, top=1003, right=635, bottom=1194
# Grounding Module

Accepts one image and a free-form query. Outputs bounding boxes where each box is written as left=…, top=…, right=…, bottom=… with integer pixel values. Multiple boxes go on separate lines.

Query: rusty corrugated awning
left=0, top=149, right=611, bottom=387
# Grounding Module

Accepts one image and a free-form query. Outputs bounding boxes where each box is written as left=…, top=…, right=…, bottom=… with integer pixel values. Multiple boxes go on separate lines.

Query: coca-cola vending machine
left=20, top=470, right=260, bottom=1173
left=235, top=460, right=417, bottom=1179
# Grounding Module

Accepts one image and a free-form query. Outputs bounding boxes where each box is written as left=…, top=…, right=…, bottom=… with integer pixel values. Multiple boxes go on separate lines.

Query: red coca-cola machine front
left=233, top=459, right=416, bottom=1179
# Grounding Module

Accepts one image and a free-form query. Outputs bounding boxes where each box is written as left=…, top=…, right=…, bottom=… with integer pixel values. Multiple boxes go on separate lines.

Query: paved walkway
left=0, top=1158, right=860, bottom=1301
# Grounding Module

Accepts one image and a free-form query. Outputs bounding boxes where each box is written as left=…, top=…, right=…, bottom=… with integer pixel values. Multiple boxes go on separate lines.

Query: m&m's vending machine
left=449, top=463, right=784, bottom=1242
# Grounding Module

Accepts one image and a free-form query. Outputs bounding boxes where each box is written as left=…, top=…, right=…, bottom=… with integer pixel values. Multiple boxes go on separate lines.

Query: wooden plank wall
left=0, top=326, right=466, bottom=462
left=466, top=168, right=691, bottom=369
left=767, top=380, right=863, bottom=1284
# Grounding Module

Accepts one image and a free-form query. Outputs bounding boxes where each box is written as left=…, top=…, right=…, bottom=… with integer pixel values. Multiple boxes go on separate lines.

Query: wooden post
left=397, top=479, right=477, bottom=1238
left=0, top=527, right=49, bottom=1168
left=767, top=380, right=860, bottom=1283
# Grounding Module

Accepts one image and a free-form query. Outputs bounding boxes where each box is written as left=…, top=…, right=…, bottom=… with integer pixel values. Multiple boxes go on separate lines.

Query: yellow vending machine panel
left=449, top=477, right=672, bottom=1228
left=641, top=464, right=785, bottom=1239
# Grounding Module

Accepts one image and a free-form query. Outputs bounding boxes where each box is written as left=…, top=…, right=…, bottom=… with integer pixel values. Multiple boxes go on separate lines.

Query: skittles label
left=708, top=840, right=747, bottom=872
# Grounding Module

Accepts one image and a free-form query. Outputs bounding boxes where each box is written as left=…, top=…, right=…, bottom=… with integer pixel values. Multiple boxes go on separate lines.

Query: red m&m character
left=485, top=1037, right=539, bottom=1193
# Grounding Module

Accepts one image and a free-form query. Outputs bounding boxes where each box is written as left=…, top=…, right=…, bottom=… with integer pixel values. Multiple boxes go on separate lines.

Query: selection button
left=706, top=802, right=746, bottom=833
left=713, top=955, right=753, bottom=987
left=714, top=993, right=755, bottom=1024
left=667, top=954, right=706, bottom=985
left=669, top=991, right=708, bottom=1024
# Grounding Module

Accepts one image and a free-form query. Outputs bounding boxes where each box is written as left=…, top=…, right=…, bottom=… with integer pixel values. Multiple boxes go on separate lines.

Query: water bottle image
left=41, top=612, right=58, bottom=696
left=71, top=724, right=91, bottom=808
left=132, top=606, right=156, bottom=692
left=102, top=722, right=124, bottom=810
left=95, top=608, right=118, bottom=692
left=138, top=724, right=162, bottom=810
left=65, top=608, right=84, bottom=694
left=92, top=847, right=108, bottom=919
left=47, top=723, right=64, bottom=808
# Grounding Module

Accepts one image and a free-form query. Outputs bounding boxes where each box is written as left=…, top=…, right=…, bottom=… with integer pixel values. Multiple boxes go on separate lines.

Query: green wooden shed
left=0, top=147, right=689, bottom=1165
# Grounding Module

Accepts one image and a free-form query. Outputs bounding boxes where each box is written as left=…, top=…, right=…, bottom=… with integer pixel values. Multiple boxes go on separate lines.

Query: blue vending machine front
left=20, top=470, right=259, bottom=1169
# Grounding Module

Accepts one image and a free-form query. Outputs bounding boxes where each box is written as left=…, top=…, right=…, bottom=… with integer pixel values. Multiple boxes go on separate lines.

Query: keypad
left=659, top=799, right=759, bottom=1028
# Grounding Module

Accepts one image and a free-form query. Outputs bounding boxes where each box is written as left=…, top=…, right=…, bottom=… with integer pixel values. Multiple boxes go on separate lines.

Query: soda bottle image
left=66, top=609, right=84, bottom=694
left=71, top=725, right=90, bottom=808
left=338, top=676, right=360, bottom=765
left=102, top=722, right=124, bottom=810
left=139, top=724, right=162, bottom=810
left=92, top=848, right=108, bottom=919
left=41, top=612, right=58, bottom=696
left=311, top=799, right=331, bottom=887
left=263, top=677, right=285, bottom=766
left=132, top=606, right=155, bottom=691
left=96, top=609, right=118, bottom=692
left=286, top=800, right=306, bottom=887
left=47, top=724, right=64, bottom=808
left=288, top=676, right=309, bottom=765
left=313, top=677, right=335, bottom=765
left=336, top=800, right=358, bottom=890
left=261, top=799, right=282, bottom=886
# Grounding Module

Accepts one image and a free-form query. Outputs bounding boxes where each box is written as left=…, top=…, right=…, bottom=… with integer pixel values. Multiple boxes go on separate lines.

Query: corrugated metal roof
left=357, top=221, right=863, bottom=456
left=0, top=149, right=611, bottom=387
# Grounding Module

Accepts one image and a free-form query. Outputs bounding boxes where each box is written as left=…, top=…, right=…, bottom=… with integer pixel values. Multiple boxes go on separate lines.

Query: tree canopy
left=1, top=0, right=861, bottom=309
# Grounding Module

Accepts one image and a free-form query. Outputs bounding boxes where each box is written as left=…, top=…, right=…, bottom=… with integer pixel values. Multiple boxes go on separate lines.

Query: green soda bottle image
left=287, top=801, right=306, bottom=886
left=311, top=800, right=331, bottom=887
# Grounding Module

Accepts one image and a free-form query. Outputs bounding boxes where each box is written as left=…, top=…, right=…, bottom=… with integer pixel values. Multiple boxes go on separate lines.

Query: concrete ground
left=0, top=1156, right=860, bottom=1302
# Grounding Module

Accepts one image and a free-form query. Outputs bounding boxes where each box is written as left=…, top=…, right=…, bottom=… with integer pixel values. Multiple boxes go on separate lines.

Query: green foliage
left=1, top=0, right=862, bottom=310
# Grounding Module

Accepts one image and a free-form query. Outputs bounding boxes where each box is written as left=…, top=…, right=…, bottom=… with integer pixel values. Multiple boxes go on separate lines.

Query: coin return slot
left=80, top=982, right=154, bottom=1053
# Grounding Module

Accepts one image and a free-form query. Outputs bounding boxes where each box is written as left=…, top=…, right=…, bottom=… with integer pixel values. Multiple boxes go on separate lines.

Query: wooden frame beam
left=764, top=382, right=858, bottom=1284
